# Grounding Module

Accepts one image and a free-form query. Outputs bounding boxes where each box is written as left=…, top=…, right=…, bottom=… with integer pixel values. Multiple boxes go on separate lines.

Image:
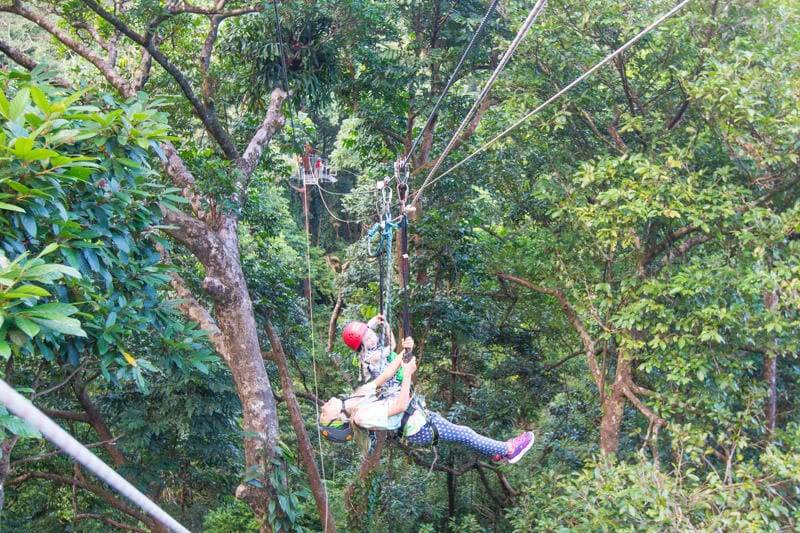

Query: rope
left=366, top=183, right=399, bottom=356
left=402, top=0, right=502, bottom=168
left=414, top=0, right=695, bottom=200
left=415, top=0, right=548, bottom=201
left=271, top=2, right=331, bottom=528
left=0, top=379, right=191, bottom=533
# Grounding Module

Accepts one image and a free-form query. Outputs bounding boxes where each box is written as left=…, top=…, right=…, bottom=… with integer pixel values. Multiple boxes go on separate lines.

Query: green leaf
left=25, top=302, right=79, bottom=319
left=24, top=263, right=81, bottom=280
left=9, top=87, right=31, bottom=121
left=29, top=85, right=50, bottom=114
left=29, top=316, right=87, bottom=337
left=14, top=316, right=40, bottom=337
left=0, top=202, right=25, bottom=213
left=0, top=414, right=41, bottom=438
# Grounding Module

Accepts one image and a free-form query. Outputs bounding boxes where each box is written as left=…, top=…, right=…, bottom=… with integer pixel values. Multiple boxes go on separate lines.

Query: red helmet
left=342, top=321, right=369, bottom=351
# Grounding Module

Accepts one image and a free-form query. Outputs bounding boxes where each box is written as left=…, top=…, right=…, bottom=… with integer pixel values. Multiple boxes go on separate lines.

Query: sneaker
left=506, top=431, right=535, bottom=464
left=491, top=453, right=508, bottom=465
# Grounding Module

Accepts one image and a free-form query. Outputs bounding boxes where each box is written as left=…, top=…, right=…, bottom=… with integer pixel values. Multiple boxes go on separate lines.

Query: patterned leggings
left=405, top=413, right=508, bottom=457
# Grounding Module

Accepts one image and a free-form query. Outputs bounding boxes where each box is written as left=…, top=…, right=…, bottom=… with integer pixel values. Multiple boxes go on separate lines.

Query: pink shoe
left=506, top=432, right=535, bottom=464
left=491, top=453, right=507, bottom=465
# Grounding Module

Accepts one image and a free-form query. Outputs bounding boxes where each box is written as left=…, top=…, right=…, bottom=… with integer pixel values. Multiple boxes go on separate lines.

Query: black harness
left=397, top=395, right=439, bottom=447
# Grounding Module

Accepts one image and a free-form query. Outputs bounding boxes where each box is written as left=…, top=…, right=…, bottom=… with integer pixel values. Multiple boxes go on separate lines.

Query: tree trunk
left=264, top=321, right=336, bottom=533
left=446, top=468, right=456, bottom=532
left=204, top=231, right=280, bottom=525
left=599, top=357, right=631, bottom=456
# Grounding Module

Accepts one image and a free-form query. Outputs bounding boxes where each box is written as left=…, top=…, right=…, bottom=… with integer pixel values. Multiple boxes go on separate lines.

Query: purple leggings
left=404, top=413, right=508, bottom=456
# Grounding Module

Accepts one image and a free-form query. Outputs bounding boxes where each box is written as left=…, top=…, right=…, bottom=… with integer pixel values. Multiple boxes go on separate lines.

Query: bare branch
left=497, top=273, right=603, bottom=391
left=544, top=349, right=584, bottom=371
left=33, top=362, right=87, bottom=399
left=8, top=472, right=154, bottom=528
left=11, top=436, right=123, bottom=468
left=73, top=514, right=146, bottom=533
left=0, top=6, right=131, bottom=94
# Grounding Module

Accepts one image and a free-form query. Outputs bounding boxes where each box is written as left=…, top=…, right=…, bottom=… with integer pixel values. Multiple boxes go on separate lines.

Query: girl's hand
left=367, top=314, right=384, bottom=329
left=401, top=336, right=414, bottom=352
left=401, top=356, right=417, bottom=376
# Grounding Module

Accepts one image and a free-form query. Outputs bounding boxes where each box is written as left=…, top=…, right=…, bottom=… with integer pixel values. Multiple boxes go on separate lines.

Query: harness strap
left=429, top=416, right=440, bottom=447
left=397, top=394, right=416, bottom=438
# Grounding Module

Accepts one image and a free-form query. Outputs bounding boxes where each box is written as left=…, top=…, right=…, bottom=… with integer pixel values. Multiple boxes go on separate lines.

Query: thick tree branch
left=159, top=207, right=222, bottom=263
left=37, top=408, right=90, bottom=423
left=131, top=48, right=153, bottom=92
left=263, top=319, right=336, bottom=533
left=621, top=378, right=665, bottom=429
left=8, top=471, right=155, bottom=529
left=0, top=38, right=72, bottom=89
left=155, top=243, right=225, bottom=355
left=653, top=233, right=713, bottom=273
left=72, top=380, right=127, bottom=464
left=236, top=88, right=287, bottom=185
left=638, top=224, right=701, bottom=273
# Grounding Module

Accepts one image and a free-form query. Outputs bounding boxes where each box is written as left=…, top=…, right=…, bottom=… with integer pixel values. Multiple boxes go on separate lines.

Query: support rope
left=0, top=379, right=190, bottom=533
left=272, top=1, right=331, bottom=529
left=414, top=0, right=695, bottom=201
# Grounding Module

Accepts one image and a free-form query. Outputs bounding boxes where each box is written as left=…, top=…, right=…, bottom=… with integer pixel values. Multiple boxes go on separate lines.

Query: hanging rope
left=270, top=3, right=334, bottom=529
left=0, top=379, right=191, bottom=533
left=414, top=0, right=695, bottom=201
left=366, top=183, right=400, bottom=357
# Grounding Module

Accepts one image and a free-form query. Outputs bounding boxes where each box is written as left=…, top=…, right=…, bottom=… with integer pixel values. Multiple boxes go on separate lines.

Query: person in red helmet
left=342, top=314, right=398, bottom=383
left=319, top=345, right=535, bottom=465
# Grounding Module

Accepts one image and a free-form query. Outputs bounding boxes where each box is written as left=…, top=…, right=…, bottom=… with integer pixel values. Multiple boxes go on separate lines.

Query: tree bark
left=599, top=357, right=630, bottom=456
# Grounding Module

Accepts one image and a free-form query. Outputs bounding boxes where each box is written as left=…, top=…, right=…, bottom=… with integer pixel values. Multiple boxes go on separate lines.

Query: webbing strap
left=397, top=179, right=412, bottom=362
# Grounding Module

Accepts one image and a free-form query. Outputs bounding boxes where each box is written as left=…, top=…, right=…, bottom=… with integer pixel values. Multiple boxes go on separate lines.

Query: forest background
left=0, top=0, right=798, bottom=531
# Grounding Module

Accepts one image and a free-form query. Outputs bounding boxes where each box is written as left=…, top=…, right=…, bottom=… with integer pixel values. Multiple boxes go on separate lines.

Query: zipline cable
left=413, top=0, right=694, bottom=203
left=416, top=0, right=547, bottom=197
left=402, top=0, right=501, bottom=169
left=0, top=379, right=191, bottom=533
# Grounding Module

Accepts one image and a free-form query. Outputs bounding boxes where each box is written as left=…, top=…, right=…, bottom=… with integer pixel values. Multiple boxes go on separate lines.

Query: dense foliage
left=0, top=0, right=798, bottom=531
